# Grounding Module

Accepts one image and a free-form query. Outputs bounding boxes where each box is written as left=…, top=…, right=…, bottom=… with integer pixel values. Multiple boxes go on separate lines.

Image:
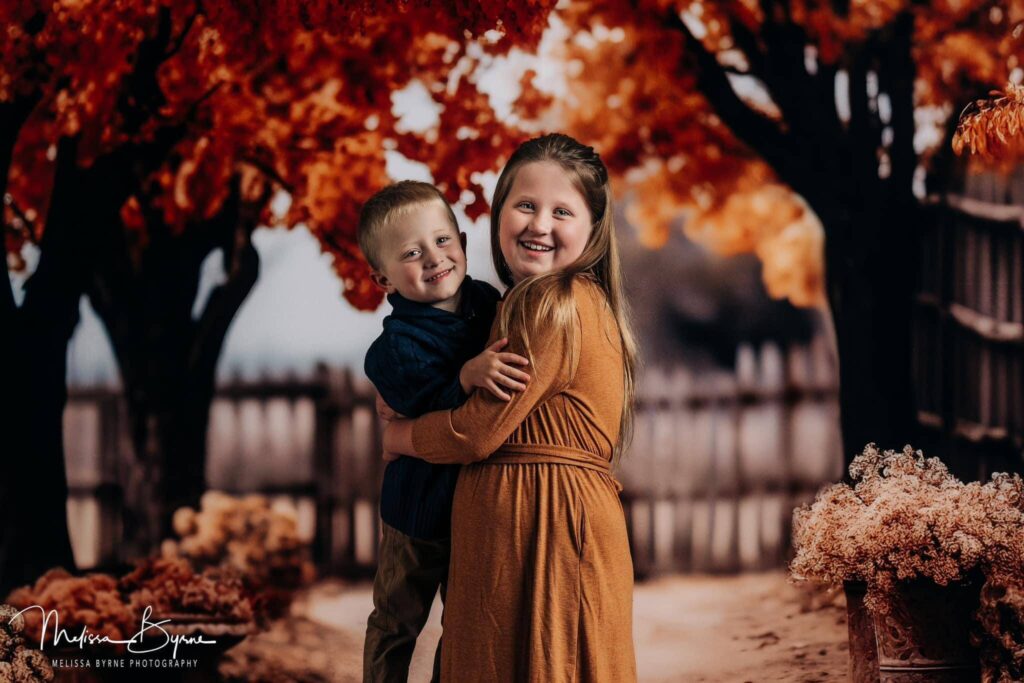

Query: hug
left=358, top=133, right=639, bottom=683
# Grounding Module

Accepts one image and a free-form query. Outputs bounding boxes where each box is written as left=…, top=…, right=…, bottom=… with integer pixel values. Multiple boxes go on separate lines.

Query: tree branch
left=164, top=7, right=200, bottom=60
left=668, top=10, right=802, bottom=187
left=879, top=12, right=917, bottom=200
left=187, top=179, right=263, bottom=383
left=1, top=95, right=43, bottom=324
left=846, top=41, right=881, bottom=208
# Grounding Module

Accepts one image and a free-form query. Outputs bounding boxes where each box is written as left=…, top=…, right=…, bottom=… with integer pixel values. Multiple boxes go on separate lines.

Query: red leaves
left=4, top=0, right=558, bottom=311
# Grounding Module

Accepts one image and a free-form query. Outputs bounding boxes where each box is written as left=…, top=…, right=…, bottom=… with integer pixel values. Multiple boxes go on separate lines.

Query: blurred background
left=3, top=1, right=1022, bottom=680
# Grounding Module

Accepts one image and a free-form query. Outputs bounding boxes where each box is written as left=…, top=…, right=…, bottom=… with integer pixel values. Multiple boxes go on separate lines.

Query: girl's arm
left=385, top=282, right=592, bottom=465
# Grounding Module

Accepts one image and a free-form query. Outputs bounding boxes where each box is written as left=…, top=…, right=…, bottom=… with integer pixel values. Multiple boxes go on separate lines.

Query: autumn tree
left=520, top=0, right=1022, bottom=464
left=2, top=0, right=553, bottom=594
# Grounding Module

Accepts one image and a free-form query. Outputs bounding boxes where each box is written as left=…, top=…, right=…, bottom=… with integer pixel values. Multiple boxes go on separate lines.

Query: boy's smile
left=372, top=199, right=467, bottom=313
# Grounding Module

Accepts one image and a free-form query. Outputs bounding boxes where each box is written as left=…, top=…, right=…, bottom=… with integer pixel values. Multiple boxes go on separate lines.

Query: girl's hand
left=376, top=393, right=404, bottom=422
left=382, top=419, right=414, bottom=461
left=459, top=338, right=530, bottom=401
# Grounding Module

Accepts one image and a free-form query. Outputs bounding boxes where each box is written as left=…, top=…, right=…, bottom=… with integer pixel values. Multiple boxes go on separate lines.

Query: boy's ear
left=370, top=270, right=395, bottom=294
left=459, top=232, right=467, bottom=253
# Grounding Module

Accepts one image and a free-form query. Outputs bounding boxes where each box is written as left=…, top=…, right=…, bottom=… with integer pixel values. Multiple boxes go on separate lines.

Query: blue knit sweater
left=364, top=276, right=500, bottom=539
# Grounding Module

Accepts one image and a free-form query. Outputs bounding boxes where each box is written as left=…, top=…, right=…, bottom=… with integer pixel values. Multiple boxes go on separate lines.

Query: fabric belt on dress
left=483, top=444, right=622, bottom=491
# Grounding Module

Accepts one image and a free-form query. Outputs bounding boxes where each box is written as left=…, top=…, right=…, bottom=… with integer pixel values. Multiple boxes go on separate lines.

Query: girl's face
left=498, top=161, right=593, bottom=284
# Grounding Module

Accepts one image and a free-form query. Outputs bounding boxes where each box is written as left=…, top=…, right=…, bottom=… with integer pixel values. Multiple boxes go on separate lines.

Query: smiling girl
left=382, top=134, right=639, bottom=682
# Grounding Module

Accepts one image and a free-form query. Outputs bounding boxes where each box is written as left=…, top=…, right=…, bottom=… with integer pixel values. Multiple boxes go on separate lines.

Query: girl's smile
left=499, top=161, right=593, bottom=283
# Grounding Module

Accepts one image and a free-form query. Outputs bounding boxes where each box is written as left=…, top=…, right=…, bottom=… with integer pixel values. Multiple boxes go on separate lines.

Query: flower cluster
left=792, top=445, right=1024, bottom=605
left=119, top=558, right=253, bottom=623
left=973, top=568, right=1024, bottom=683
left=5, top=570, right=137, bottom=645
left=5, top=561, right=256, bottom=653
left=0, top=604, right=53, bottom=683
left=161, top=492, right=315, bottom=593
left=791, top=444, right=1024, bottom=680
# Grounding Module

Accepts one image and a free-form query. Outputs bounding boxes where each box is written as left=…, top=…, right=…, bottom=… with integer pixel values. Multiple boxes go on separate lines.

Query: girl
left=382, top=133, right=639, bottom=682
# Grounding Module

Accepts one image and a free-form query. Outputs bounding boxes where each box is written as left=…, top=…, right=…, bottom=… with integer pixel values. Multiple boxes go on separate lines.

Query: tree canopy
left=3, top=0, right=555, bottom=310
left=520, top=0, right=1021, bottom=306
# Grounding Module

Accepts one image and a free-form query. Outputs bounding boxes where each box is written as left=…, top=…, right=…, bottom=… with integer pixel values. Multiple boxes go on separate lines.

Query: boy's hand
left=376, top=393, right=404, bottom=422
left=459, top=338, right=530, bottom=401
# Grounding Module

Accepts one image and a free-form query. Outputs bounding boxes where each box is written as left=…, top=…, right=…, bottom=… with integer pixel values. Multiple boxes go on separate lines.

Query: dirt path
left=220, top=571, right=849, bottom=682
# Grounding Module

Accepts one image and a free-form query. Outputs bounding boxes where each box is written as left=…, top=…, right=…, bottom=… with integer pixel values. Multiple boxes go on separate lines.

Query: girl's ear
left=370, top=270, right=394, bottom=294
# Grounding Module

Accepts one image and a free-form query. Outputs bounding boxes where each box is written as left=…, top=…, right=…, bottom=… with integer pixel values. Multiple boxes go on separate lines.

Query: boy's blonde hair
left=490, top=133, right=639, bottom=463
left=358, top=181, right=459, bottom=269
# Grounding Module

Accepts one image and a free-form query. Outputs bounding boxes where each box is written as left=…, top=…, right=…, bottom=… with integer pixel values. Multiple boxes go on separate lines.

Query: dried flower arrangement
left=790, top=444, right=1024, bottom=681
left=160, top=491, right=316, bottom=620
left=4, top=560, right=256, bottom=655
left=953, top=83, right=1024, bottom=162
left=0, top=604, right=53, bottom=683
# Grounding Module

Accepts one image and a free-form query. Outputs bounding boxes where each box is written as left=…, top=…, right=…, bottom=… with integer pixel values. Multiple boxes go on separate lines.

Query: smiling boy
left=357, top=181, right=529, bottom=682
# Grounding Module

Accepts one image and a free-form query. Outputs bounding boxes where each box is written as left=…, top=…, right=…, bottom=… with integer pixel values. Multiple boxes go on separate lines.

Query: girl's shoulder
left=568, top=274, right=610, bottom=318
left=568, top=273, right=605, bottom=298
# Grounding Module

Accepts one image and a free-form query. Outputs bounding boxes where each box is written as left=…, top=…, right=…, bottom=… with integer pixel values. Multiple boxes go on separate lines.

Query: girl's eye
left=516, top=201, right=535, bottom=211
left=554, top=208, right=572, bottom=218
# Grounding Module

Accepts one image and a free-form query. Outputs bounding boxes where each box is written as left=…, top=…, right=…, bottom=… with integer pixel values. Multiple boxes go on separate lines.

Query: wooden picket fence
left=913, top=164, right=1024, bottom=480
left=63, top=336, right=842, bottom=578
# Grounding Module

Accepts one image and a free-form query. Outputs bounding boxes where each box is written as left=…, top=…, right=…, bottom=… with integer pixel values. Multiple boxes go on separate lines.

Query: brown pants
left=363, top=522, right=449, bottom=683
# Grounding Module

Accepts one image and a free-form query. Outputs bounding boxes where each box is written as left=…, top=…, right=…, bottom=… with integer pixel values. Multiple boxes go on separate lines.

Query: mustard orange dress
left=410, top=277, right=637, bottom=682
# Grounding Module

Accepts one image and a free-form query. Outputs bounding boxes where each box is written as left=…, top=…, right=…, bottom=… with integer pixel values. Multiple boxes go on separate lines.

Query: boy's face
left=371, top=199, right=468, bottom=312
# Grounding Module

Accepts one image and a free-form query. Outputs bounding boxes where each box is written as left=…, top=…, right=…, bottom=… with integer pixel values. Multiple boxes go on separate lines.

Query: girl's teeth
left=522, top=242, right=552, bottom=252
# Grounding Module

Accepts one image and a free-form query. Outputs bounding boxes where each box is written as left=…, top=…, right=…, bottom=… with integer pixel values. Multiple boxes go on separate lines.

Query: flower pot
left=871, top=578, right=981, bottom=682
left=844, top=581, right=880, bottom=683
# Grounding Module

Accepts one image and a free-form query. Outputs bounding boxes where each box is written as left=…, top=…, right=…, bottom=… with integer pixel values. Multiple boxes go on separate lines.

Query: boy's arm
left=386, top=281, right=600, bottom=465
left=365, top=333, right=469, bottom=418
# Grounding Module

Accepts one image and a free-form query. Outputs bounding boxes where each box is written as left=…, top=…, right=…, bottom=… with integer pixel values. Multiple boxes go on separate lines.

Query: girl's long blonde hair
left=491, top=133, right=639, bottom=462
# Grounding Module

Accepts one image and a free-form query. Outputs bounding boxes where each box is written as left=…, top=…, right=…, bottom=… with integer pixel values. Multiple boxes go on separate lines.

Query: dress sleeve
left=410, top=284, right=587, bottom=464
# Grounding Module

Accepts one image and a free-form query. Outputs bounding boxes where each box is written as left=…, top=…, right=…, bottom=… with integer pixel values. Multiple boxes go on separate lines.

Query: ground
left=219, top=571, right=849, bottom=682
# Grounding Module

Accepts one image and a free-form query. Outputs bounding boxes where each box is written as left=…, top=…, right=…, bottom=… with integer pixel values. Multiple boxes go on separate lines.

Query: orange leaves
left=684, top=176, right=825, bottom=308
left=395, top=77, right=521, bottom=222
left=543, top=2, right=825, bottom=306
left=4, top=1, right=559, bottom=311
left=954, top=83, right=1024, bottom=161
left=162, top=134, right=234, bottom=232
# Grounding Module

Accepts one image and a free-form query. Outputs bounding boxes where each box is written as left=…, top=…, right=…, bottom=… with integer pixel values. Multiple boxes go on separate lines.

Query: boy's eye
left=437, top=235, right=450, bottom=245
left=403, top=249, right=421, bottom=259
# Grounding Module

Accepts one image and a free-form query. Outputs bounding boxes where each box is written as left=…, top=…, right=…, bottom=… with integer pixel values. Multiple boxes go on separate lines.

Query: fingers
left=484, top=380, right=511, bottom=401
left=494, top=373, right=527, bottom=392
left=486, top=338, right=510, bottom=352
left=496, top=352, right=529, bottom=366
left=497, top=365, right=531, bottom=383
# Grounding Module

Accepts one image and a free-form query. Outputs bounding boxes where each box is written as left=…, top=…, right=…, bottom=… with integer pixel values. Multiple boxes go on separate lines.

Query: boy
left=358, top=181, right=530, bottom=682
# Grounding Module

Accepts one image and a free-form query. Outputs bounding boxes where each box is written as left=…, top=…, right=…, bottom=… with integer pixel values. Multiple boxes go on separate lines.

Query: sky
left=59, top=42, right=541, bottom=387
left=64, top=173, right=503, bottom=386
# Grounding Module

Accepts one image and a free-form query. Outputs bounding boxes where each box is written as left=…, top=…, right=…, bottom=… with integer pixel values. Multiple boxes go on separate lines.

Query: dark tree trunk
left=817, top=199, right=920, bottom=461
left=0, top=139, right=90, bottom=596
left=1, top=6, right=209, bottom=588
left=675, top=8, right=924, bottom=466
left=88, top=180, right=260, bottom=555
